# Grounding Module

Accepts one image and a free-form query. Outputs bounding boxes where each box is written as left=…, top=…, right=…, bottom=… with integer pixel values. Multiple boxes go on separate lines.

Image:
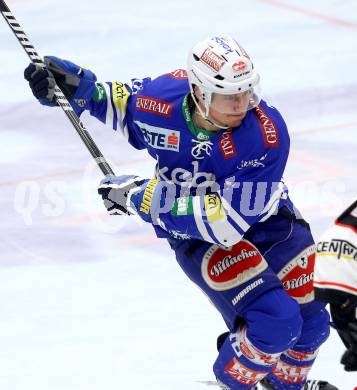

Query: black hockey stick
left=0, top=0, right=115, bottom=177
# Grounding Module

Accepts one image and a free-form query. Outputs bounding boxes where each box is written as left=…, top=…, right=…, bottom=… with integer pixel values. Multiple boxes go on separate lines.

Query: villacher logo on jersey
left=201, top=240, right=268, bottom=291
left=136, top=95, right=173, bottom=117
left=278, top=245, right=316, bottom=304
left=283, top=273, right=314, bottom=290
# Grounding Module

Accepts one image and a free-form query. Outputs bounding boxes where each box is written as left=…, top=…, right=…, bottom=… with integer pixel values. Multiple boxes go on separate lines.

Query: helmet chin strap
left=190, top=91, right=230, bottom=130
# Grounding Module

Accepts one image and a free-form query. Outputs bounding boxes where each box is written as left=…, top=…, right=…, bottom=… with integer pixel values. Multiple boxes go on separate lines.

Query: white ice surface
left=0, top=0, right=357, bottom=389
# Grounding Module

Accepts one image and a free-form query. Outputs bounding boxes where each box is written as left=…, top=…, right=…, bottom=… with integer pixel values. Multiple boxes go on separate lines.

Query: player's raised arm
left=24, top=56, right=97, bottom=115
left=24, top=56, right=148, bottom=150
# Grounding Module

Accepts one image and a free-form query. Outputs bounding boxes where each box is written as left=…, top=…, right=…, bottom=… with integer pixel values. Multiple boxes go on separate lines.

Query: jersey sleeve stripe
left=259, top=181, right=286, bottom=222
left=192, top=196, right=215, bottom=243
left=221, top=197, right=250, bottom=232
left=207, top=217, right=242, bottom=247
left=108, top=83, right=119, bottom=131
left=103, top=82, right=115, bottom=129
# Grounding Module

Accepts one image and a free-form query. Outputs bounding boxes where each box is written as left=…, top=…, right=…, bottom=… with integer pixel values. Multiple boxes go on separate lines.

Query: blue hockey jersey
left=86, top=69, right=291, bottom=246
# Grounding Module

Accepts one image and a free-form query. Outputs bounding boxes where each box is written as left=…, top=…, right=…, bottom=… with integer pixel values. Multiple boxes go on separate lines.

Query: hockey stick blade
left=196, top=380, right=228, bottom=389
left=0, top=0, right=115, bottom=177
left=197, top=380, right=261, bottom=389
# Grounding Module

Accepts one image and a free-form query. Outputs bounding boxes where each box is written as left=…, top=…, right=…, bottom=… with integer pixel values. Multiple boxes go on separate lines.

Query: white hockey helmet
left=187, top=35, right=261, bottom=117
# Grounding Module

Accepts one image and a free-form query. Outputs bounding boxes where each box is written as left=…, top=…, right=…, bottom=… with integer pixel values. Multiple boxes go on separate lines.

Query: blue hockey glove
left=24, top=56, right=97, bottom=115
left=98, top=176, right=174, bottom=223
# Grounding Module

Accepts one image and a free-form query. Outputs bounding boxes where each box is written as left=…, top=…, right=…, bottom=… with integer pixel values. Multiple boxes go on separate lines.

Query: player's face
left=208, top=91, right=251, bottom=127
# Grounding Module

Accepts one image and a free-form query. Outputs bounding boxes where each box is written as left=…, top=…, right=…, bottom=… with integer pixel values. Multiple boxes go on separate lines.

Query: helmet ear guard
left=189, top=83, right=214, bottom=123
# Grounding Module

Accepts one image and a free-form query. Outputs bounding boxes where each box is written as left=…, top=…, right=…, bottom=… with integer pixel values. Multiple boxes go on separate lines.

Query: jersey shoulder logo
left=168, top=69, right=188, bottom=80
left=254, top=105, right=279, bottom=148
left=219, top=128, right=237, bottom=159
left=136, top=95, right=173, bottom=117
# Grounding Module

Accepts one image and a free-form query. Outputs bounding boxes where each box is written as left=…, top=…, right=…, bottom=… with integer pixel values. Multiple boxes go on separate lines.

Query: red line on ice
left=258, top=0, right=357, bottom=30
left=290, top=121, right=357, bottom=136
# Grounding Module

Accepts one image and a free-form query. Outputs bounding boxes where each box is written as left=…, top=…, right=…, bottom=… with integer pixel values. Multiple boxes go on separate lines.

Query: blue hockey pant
left=168, top=209, right=330, bottom=389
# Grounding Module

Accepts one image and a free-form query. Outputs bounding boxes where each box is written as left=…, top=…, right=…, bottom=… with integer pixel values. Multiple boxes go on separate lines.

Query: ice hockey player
left=24, top=35, right=339, bottom=389
left=314, top=199, right=357, bottom=372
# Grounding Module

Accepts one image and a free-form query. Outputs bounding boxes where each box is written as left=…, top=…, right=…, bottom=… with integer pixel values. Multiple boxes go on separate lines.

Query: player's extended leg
left=213, top=287, right=303, bottom=389
left=168, top=204, right=332, bottom=389
left=262, top=301, right=330, bottom=389
left=243, top=206, right=331, bottom=389
left=169, top=236, right=304, bottom=389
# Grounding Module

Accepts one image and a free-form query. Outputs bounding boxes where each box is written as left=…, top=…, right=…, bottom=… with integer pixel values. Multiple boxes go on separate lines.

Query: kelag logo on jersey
left=136, top=95, right=173, bottom=118
left=156, top=160, right=215, bottom=188
left=134, top=121, right=180, bottom=152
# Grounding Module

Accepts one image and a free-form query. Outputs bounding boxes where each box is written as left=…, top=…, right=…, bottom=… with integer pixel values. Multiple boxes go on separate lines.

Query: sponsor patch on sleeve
left=171, top=196, right=193, bottom=216
left=204, top=194, right=226, bottom=222
left=112, top=82, right=130, bottom=112
left=93, top=83, right=107, bottom=102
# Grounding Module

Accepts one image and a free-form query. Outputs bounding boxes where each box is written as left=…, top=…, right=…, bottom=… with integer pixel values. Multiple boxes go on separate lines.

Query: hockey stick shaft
left=0, top=0, right=115, bottom=177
